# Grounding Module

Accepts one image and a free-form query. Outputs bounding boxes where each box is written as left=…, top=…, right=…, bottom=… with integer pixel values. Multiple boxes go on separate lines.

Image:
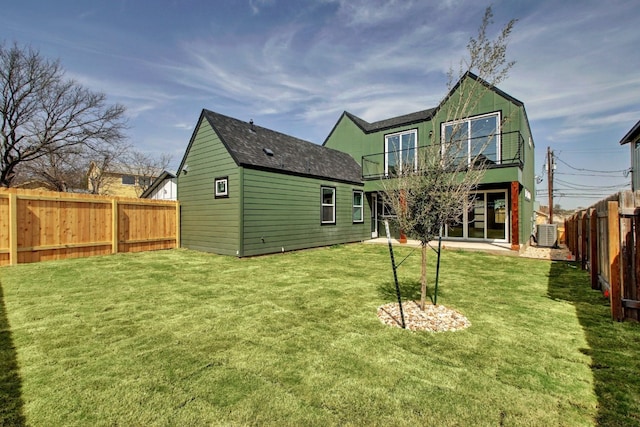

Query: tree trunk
left=420, top=242, right=427, bottom=310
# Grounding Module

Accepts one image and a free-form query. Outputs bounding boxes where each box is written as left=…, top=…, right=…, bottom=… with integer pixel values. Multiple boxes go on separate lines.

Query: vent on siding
left=537, top=224, right=558, bottom=248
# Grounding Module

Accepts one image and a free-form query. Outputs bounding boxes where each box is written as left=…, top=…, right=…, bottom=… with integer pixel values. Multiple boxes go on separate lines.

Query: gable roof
left=140, top=170, right=176, bottom=199
left=345, top=108, right=436, bottom=133
left=193, top=109, right=362, bottom=185
left=323, top=71, right=527, bottom=145
left=619, top=120, right=640, bottom=145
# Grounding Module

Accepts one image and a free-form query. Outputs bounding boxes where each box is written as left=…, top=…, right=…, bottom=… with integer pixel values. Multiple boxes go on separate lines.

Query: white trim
left=441, top=111, right=501, bottom=166
left=214, top=177, right=228, bottom=197
left=352, top=190, right=364, bottom=223
left=384, top=129, right=418, bottom=175
left=370, top=193, right=378, bottom=238
left=321, top=186, right=336, bottom=224
left=446, top=189, right=509, bottom=243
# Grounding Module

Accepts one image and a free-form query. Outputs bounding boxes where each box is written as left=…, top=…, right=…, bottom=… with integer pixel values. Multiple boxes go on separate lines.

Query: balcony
left=361, top=131, right=525, bottom=180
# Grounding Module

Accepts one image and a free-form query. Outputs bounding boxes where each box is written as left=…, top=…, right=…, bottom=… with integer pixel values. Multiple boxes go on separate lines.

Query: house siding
left=324, top=74, right=536, bottom=247
left=178, top=119, right=241, bottom=256
left=241, top=168, right=368, bottom=256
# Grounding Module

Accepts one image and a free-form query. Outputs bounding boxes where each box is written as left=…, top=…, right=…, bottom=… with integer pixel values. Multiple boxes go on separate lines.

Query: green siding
left=241, top=168, right=368, bottom=256
left=178, top=119, right=241, bottom=256
left=324, top=75, right=536, bottom=246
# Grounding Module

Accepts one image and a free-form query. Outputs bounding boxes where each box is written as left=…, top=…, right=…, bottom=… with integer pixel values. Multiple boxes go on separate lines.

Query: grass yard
left=1, top=244, right=639, bottom=426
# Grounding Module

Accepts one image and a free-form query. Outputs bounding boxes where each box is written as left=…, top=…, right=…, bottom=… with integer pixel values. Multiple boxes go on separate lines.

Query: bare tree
left=124, top=150, right=172, bottom=196
left=382, top=7, right=517, bottom=310
left=0, top=41, right=128, bottom=188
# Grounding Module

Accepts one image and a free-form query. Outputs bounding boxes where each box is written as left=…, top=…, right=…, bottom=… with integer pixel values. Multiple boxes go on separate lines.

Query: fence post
left=112, top=199, right=118, bottom=254
left=9, top=193, right=18, bottom=265
left=573, top=213, right=581, bottom=261
left=176, top=203, right=181, bottom=249
left=581, top=211, right=588, bottom=270
left=589, top=208, right=599, bottom=289
left=608, top=201, right=623, bottom=321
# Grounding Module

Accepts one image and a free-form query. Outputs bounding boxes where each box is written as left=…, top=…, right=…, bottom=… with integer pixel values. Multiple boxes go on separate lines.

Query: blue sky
left=1, top=0, right=639, bottom=209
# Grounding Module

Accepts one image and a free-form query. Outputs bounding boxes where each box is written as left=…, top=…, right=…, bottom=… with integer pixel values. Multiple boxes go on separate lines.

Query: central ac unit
left=537, top=224, right=558, bottom=248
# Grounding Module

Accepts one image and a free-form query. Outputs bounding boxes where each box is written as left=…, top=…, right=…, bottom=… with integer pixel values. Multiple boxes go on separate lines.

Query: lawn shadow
left=377, top=280, right=444, bottom=304
left=547, top=261, right=640, bottom=426
left=0, top=281, right=26, bottom=426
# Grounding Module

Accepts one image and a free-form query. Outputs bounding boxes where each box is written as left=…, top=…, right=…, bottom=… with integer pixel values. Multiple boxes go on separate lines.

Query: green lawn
left=1, top=244, right=639, bottom=426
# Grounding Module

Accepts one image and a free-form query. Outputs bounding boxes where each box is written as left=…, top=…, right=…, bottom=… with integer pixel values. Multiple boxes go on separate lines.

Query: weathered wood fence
left=565, top=190, right=640, bottom=321
left=0, top=188, right=179, bottom=266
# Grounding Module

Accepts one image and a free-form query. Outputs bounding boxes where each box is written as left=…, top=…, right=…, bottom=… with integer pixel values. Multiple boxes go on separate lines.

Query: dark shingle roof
left=202, top=110, right=362, bottom=184
left=327, top=72, right=525, bottom=141
left=345, top=108, right=436, bottom=133
left=619, top=120, right=640, bottom=145
left=140, top=170, right=176, bottom=199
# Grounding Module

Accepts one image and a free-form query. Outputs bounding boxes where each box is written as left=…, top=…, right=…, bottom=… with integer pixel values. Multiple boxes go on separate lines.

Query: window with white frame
left=442, top=112, right=500, bottom=166
left=352, top=190, right=364, bottom=223
left=385, top=129, right=417, bottom=176
left=214, top=177, right=228, bottom=198
left=321, top=186, right=335, bottom=224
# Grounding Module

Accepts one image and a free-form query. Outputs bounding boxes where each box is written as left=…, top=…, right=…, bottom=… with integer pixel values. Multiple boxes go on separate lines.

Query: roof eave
left=619, top=120, right=640, bottom=145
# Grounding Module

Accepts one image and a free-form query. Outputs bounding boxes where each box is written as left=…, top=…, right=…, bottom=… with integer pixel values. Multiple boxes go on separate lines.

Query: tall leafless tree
left=0, top=41, right=128, bottom=188
left=382, top=7, right=517, bottom=310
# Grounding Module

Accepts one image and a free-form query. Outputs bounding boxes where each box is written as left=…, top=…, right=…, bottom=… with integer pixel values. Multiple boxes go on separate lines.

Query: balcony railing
left=361, top=131, right=525, bottom=180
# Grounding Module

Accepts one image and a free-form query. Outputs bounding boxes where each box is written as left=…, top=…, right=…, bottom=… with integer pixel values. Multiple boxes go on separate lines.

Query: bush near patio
left=1, top=244, right=639, bottom=426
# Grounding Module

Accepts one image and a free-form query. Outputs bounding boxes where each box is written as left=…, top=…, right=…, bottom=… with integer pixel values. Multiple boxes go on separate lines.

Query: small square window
left=122, top=175, right=135, bottom=185
left=138, top=176, right=151, bottom=187
left=215, top=177, right=228, bottom=198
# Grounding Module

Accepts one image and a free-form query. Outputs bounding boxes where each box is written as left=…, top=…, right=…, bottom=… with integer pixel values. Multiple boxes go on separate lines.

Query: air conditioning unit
left=537, top=224, right=558, bottom=248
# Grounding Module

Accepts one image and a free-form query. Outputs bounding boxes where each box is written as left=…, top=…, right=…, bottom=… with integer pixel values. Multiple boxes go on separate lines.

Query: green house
left=323, top=72, right=536, bottom=250
left=178, top=73, right=535, bottom=256
left=177, top=109, right=368, bottom=257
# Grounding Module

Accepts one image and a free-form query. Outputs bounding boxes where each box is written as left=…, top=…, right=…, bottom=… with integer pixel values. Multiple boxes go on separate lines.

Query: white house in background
left=140, top=171, right=177, bottom=200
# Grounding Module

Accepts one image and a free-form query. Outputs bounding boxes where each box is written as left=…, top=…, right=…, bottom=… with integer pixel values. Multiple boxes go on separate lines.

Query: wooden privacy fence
left=565, top=191, right=640, bottom=322
left=0, top=188, right=179, bottom=266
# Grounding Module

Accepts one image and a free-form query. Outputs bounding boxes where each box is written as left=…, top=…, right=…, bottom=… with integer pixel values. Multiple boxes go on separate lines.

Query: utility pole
left=547, top=146, right=554, bottom=224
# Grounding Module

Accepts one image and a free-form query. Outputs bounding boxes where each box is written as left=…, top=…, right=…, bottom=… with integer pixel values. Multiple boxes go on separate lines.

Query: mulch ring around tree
left=377, top=300, right=471, bottom=332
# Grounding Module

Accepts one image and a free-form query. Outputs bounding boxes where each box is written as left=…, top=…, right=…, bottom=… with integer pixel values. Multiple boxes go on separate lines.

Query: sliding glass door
left=446, top=190, right=507, bottom=241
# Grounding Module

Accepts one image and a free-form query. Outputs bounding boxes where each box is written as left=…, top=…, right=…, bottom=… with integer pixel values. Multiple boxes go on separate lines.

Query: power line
left=554, top=155, right=628, bottom=174
left=554, top=178, right=629, bottom=190
left=556, top=171, right=628, bottom=178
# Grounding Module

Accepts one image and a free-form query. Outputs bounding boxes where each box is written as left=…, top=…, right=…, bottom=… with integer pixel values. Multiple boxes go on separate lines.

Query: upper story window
left=121, top=175, right=135, bottom=185
left=215, top=176, right=228, bottom=198
left=385, top=129, right=417, bottom=176
left=138, top=176, right=152, bottom=187
left=442, top=112, right=501, bottom=166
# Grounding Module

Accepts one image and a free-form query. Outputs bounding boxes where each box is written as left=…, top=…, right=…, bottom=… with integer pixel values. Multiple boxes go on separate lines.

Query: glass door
left=466, top=194, right=485, bottom=239
left=486, top=192, right=507, bottom=240
left=370, top=193, right=378, bottom=238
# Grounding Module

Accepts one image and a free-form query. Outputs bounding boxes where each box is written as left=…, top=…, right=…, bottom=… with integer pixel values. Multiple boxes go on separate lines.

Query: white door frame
left=371, top=193, right=378, bottom=238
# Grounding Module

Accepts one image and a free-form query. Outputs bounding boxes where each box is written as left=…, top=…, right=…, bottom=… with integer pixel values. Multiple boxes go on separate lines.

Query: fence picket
left=0, top=188, right=178, bottom=266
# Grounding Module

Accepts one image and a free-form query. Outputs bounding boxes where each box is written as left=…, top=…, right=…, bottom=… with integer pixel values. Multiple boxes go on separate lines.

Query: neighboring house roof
left=619, top=120, right=640, bottom=145
left=140, top=170, right=176, bottom=198
left=88, top=161, right=163, bottom=178
left=184, top=109, right=362, bottom=185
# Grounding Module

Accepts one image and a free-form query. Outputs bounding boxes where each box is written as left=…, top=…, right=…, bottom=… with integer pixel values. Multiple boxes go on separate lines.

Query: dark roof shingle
left=345, top=108, right=435, bottom=133
left=619, top=120, right=640, bottom=145
left=203, top=110, right=362, bottom=184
